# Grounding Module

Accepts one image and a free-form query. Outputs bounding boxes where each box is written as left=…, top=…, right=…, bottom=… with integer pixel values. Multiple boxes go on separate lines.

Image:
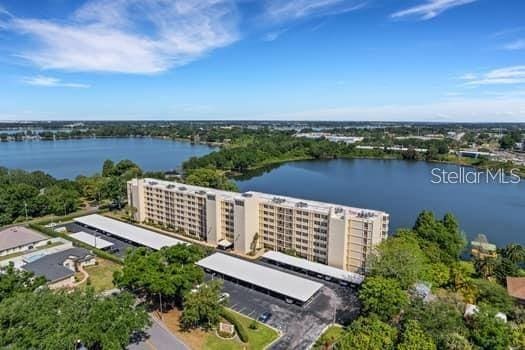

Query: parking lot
left=61, top=222, right=136, bottom=257
left=206, top=262, right=359, bottom=350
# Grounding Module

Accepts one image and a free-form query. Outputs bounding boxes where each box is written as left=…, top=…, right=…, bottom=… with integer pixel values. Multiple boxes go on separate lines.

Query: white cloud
left=22, top=75, right=90, bottom=88
left=264, top=0, right=366, bottom=22
left=259, top=97, right=525, bottom=122
left=5, top=0, right=240, bottom=74
left=504, top=39, right=525, bottom=51
left=262, top=28, right=288, bottom=41
left=391, top=0, right=476, bottom=21
left=461, top=66, right=525, bottom=86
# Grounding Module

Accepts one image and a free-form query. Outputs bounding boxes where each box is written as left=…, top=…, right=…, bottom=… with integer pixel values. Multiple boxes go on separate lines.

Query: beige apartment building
left=127, top=178, right=389, bottom=273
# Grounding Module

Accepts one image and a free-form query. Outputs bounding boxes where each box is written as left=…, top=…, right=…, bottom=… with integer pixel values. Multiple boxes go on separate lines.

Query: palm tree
left=474, top=257, right=498, bottom=279
left=500, top=244, right=525, bottom=264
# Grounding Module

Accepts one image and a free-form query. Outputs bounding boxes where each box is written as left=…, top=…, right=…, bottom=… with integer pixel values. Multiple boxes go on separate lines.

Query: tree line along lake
left=1, top=137, right=524, bottom=246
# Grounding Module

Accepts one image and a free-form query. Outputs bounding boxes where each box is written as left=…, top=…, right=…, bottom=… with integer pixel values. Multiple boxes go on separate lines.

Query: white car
left=219, top=292, right=230, bottom=302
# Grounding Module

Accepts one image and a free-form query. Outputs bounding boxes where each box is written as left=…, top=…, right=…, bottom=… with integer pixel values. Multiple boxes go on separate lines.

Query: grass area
left=0, top=241, right=63, bottom=261
left=77, top=258, right=121, bottom=292
left=162, top=308, right=279, bottom=350
left=312, top=325, right=345, bottom=350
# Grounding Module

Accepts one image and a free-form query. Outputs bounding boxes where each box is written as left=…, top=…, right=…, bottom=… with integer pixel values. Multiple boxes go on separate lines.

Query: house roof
left=507, top=277, right=525, bottom=301
left=0, top=226, right=47, bottom=252
left=23, top=247, right=93, bottom=283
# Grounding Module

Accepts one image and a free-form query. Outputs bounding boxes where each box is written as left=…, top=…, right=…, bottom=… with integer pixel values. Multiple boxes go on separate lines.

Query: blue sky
left=0, top=0, right=524, bottom=122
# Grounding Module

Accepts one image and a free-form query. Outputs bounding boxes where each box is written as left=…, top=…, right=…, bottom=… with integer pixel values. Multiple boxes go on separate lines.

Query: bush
left=249, top=319, right=258, bottom=330
left=220, top=309, right=249, bottom=343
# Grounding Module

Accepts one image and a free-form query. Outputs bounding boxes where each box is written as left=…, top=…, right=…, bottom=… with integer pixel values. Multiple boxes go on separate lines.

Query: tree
left=440, top=333, right=473, bottom=350
left=184, top=168, right=238, bottom=191
left=0, top=289, right=149, bottom=349
left=500, top=243, right=525, bottom=264
left=359, top=276, right=408, bottom=322
left=336, top=316, right=398, bottom=350
left=474, top=257, right=498, bottom=279
left=398, top=320, right=436, bottom=350
left=403, top=299, right=467, bottom=348
left=368, top=235, right=426, bottom=289
left=102, top=159, right=115, bottom=177
left=114, top=245, right=206, bottom=309
left=468, top=308, right=511, bottom=350
left=413, top=211, right=466, bottom=263
left=0, top=263, right=46, bottom=302
left=103, top=176, right=126, bottom=208
left=181, top=280, right=224, bottom=330
left=472, top=279, right=514, bottom=312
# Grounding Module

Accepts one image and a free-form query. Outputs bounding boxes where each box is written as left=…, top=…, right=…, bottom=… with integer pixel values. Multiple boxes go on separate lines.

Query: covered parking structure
left=70, top=231, right=114, bottom=250
left=261, top=251, right=364, bottom=286
left=197, top=253, right=323, bottom=306
left=74, top=214, right=186, bottom=251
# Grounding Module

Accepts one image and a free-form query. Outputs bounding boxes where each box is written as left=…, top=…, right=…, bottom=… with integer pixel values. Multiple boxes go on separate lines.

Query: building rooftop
left=140, top=178, right=388, bottom=220
left=506, top=277, right=525, bottom=301
left=262, top=251, right=364, bottom=285
left=0, top=226, right=48, bottom=252
left=196, top=253, right=323, bottom=303
left=23, top=247, right=92, bottom=283
left=70, top=231, right=114, bottom=250
left=74, top=214, right=186, bottom=250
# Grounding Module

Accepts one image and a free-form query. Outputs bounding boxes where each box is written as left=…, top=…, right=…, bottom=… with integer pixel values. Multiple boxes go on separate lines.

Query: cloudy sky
left=0, top=0, right=524, bottom=122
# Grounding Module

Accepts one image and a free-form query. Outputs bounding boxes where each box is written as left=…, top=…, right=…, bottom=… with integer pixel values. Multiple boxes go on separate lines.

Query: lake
left=0, top=138, right=217, bottom=179
left=236, top=159, right=525, bottom=246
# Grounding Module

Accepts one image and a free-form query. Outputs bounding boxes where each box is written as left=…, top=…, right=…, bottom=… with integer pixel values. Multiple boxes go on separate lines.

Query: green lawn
left=204, top=310, right=280, bottom=350
left=313, top=325, right=344, bottom=350
left=80, top=258, right=122, bottom=292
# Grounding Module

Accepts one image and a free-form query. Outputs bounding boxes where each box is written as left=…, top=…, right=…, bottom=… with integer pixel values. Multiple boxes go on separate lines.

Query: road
left=128, top=317, right=188, bottom=350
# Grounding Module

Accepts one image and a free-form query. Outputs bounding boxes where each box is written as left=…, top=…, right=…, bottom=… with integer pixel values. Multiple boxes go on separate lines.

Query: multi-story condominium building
left=127, top=178, right=389, bottom=273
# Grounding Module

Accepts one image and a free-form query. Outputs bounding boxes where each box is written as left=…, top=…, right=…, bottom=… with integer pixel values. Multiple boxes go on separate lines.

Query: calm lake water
left=236, top=159, right=525, bottom=246
left=0, top=138, right=216, bottom=179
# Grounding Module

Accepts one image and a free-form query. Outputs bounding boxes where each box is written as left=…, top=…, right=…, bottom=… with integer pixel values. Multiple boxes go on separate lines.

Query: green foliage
left=336, top=316, right=398, bottom=350
left=468, top=308, right=512, bottom=350
left=0, top=263, right=46, bottom=302
left=368, top=235, right=426, bottom=289
left=403, top=299, right=467, bottom=347
left=413, top=211, right=466, bottom=263
left=397, top=320, right=436, bottom=350
left=181, top=280, right=224, bottom=330
left=184, top=168, right=238, bottom=191
left=0, top=289, right=149, bottom=350
left=471, top=279, right=514, bottom=312
left=440, top=333, right=473, bottom=350
left=220, top=308, right=249, bottom=343
left=114, top=245, right=205, bottom=306
left=359, top=276, right=408, bottom=322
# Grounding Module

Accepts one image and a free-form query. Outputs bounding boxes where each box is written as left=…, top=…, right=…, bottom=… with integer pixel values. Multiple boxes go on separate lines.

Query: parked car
left=285, top=298, right=295, bottom=304
left=219, top=292, right=230, bottom=302
left=258, top=312, right=272, bottom=323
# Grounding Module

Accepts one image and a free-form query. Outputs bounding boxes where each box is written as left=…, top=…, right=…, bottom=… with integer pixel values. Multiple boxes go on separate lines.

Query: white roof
left=262, top=251, right=364, bottom=285
left=70, top=231, right=114, bottom=250
left=196, top=253, right=323, bottom=302
left=74, top=214, right=185, bottom=250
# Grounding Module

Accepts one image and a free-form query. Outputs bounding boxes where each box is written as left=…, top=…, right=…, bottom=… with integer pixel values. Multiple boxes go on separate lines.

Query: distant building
left=22, top=247, right=95, bottom=289
left=0, top=226, right=49, bottom=257
left=506, top=277, right=525, bottom=304
left=471, top=234, right=497, bottom=259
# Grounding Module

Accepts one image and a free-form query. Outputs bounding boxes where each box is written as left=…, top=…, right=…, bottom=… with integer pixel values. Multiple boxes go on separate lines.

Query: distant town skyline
left=0, top=0, right=524, bottom=122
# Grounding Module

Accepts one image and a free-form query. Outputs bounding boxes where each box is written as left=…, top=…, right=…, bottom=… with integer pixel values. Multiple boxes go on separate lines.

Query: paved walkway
left=128, top=316, right=188, bottom=350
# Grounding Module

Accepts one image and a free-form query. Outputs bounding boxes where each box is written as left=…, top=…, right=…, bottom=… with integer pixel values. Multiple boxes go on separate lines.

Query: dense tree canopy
left=336, top=316, right=398, bottom=350
left=359, top=276, right=408, bottom=322
left=0, top=290, right=149, bottom=350
left=181, top=280, right=225, bottom=330
left=114, top=245, right=206, bottom=308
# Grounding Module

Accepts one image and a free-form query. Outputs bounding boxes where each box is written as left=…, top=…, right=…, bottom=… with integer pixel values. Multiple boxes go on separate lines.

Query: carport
left=196, top=253, right=323, bottom=305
